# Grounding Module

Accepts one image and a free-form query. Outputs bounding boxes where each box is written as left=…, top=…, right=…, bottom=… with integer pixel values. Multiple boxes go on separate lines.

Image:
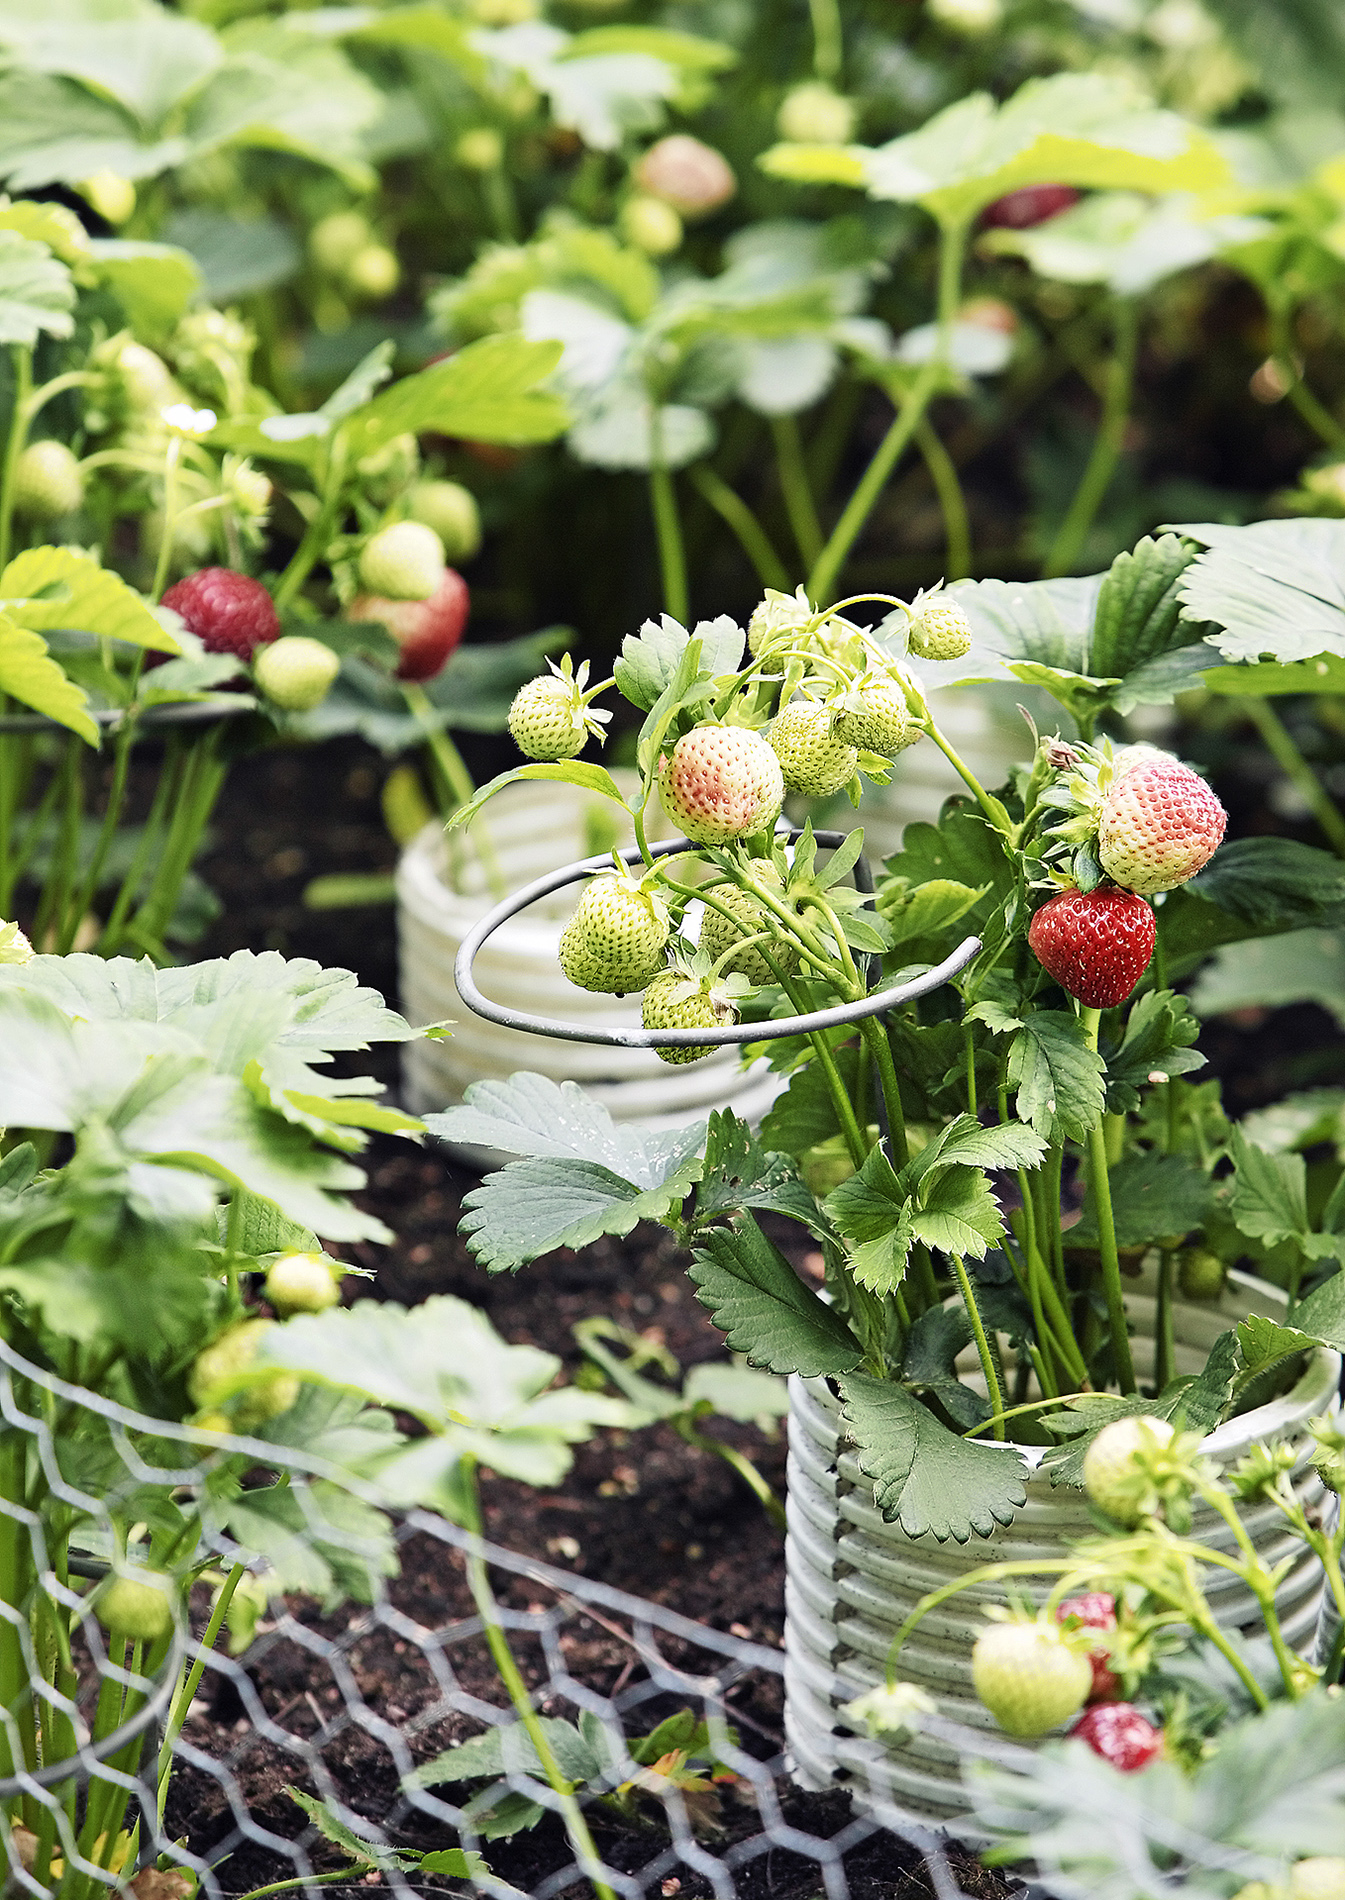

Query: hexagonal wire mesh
left=0, top=1332, right=1314, bottom=1900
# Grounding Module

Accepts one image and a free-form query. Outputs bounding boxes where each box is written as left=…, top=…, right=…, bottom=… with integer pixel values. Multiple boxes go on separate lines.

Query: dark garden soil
left=165, top=719, right=1343, bottom=1895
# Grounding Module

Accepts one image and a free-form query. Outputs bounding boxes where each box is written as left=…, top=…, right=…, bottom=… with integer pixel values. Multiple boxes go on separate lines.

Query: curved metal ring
left=0, top=698, right=251, bottom=735
left=453, top=828, right=981, bottom=1050
left=0, top=1625, right=185, bottom=1796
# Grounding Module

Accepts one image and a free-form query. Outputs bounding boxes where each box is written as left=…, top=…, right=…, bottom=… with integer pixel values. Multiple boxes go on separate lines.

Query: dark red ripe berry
left=350, top=567, right=469, bottom=682
left=162, top=568, right=280, bottom=662
left=1071, top=1702, right=1162, bottom=1772
left=1057, top=1593, right=1120, bottom=1702
left=1027, top=887, right=1156, bottom=1009
left=982, top=184, right=1081, bottom=229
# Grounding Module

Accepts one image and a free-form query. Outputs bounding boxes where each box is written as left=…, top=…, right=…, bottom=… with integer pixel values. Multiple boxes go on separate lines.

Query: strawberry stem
left=951, top=1254, right=1005, bottom=1438
left=1081, top=1006, right=1137, bottom=1395
left=1243, top=696, right=1345, bottom=859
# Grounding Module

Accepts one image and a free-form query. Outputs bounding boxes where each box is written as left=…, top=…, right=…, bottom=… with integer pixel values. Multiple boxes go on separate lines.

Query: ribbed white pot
left=396, top=779, right=783, bottom=1138
left=785, top=1266, right=1341, bottom=1824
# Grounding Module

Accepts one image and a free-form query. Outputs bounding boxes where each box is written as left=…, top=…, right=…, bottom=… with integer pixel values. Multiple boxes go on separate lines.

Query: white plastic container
left=785, top=1266, right=1341, bottom=1823
left=396, top=779, right=783, bottom=1135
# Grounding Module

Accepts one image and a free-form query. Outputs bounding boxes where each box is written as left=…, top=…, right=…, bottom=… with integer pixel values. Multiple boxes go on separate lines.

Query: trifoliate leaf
left=1189, top=928, right=1345, bottom=1028
left=824, top=1144, right=916, bottom=1294
left=838, top=1373, right=1027, bottom=1541
left=1103, top=988, right=1206, bottom=1114
left=348, top=333, right=569, bottom=449
left=688, top=1215, right=862, bottom=1375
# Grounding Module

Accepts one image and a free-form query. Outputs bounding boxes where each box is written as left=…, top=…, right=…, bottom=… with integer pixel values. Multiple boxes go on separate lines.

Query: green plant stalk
left=485, top=163, right=521, bottom=243
left=273, top=443, right=349, bottom=613
left=914, top=416, right=971, bottom=581
left=234, top=1874, right=371, bottom=1900
left=808, top=359, right=942, bottom=603
left=856, top=1015, right=909, bottom=1169
left=649, top=457, right=688, bottom=625
left=149, top=434, right=185, bottom=608
left=951, top=1255, right=1004, bottom=1437
left=922, top=713, right=1013, bottom=834
left=458, top=1458, right=617, bottom=1900
left=97, top=738, right=182, bottom=955
left=1242, top=697, right=1345, bottom=858
left=1195, top=1478, right=1301, bottom=1695
left=687, top=464, right=789, bottom=589
left=130, top=731, right=226, bottom=953
left=1155, top=1247, right=1176, bottom=1394
left=1, top=740, right=54, bottom=917
left=807, top=0, right=842, bottom=78
left=0, top=1430, right=34, bottom=1790
left=1269, top=303, right=1345, bottom=450
left=60, top=711, right=140, bottom=954
left=1081, top=1007, right=1137, bottom=1395
left=0, top=345, right=33, bottom=574
left=157, top=1564, right=245, bottom=1817
left=31, top=735, right=82, bottom=951
left=676, top=1417, right=787, bottom=1529
left=771, top=414, right=824, bottom=572
left=1042, top=298, right=1139, bottom=579
left=1043, top=1145, right=1066, bottom=1293
left=401, top=682, right=505, bottom=900
left=1011, top=1186, right=1059, bottom=1401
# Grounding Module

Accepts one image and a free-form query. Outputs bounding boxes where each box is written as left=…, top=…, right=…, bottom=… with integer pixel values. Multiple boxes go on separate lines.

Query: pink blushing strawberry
left=1098, top=757, right=1227, bottom=895
left=350, top=568, right=470, bottom=682
left=162, top=568, right=280, bottom=661
left=1071, top=1702, right=1162, bottom=1771
left=1027, top=887, right=1156, bottom=1008
left=1056, top=1592, right=1120, bottom=1702
left=658, top=726, right=783, bottom=845
left=982, top=185, right=1081, bottom=229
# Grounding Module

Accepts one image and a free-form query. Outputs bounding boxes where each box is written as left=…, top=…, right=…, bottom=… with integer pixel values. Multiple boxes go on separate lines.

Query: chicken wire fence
left=0, top=1333, right=1311, bottom=1900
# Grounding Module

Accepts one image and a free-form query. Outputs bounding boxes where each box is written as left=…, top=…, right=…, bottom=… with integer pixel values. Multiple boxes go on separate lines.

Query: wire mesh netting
left=0, top=1329, right=1338, bottom=1900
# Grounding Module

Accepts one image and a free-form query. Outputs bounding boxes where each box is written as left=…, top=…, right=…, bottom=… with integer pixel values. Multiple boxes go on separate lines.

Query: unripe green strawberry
left=1097, top=755, right=1227, bottom=896
left=1234, top=1863, right=1345, bottom=1900
left=642, top=970, right=734, bottom=1064
left=78, top=168, right=136, bottom=227
left=96, top=1569, right=176, bottom=1643
left=776, top=81, right=856, bottom=145
left=265, top=1251, right=340, bottom=1317
left=13, top=440, right=84, bottom=519
left=114, top=340, right=175, bottom=416
left=189, top=1319, right=300, bottom=1428
left=834, top=672, right=913, bottom=755
left=908, top=596, right=973, bottom=661
left=619, top=193, right=683, bottom=256
left=359, top=522, right=445, bottom=601
left=747, top=586, right=814, bottom=657
left=254, top=636, right=341, bottom=712
left=509, top=675, right=587, bottom=760
left=309, top=210, right=371, bottom=275
left=658, top=726, right=784, bottom=844
left=1177, top=1247, right=1225, bottom=1302
left=768, top=702, right=858, bottom=797
left=456, top=127, right=504, bottom=171
left=346, top=244, right=400, bottom=302
left=406, top=480, right=481, bottom=562
left=699, top=872, right=799, bottom=985
left=559, top=871, right=670, bottom=994
left=1082, top=1416, right=1175, bottom=1526
left=972, top=1619, right=1092, bottom=1737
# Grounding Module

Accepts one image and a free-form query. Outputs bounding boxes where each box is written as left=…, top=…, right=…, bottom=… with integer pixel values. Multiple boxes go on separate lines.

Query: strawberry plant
left=432, top=538, right=1345, bottom=1547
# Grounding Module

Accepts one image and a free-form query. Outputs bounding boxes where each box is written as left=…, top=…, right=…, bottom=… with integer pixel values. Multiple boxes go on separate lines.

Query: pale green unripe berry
left=78, top=169, right=136, bottom=227
left=1082, top=1416, right=1175, bottom=1526
left=359, top=521, right=446, bottom=600
left=776, top=82, right=856, bottom=145
left=309, top=210, right=372, bottom=275
left=189, top=1319, right=300, bottom=1428
left=96, top=1569, right=176, bottom=1642
left=116, top=341, right=175, bottom=415
left=265, top=1250, right=341, bottom=1316
left=254, top=637, right=341, bottom=713
left=928, top=0, right=1003, bottom=33
left=406, top=481, right=482, bottom=562
left=456, top=128, right=505, bottom=171
left=619, top=194, right=683, bottom=256
left=1176, top=1247, right=1225, bottom=1301
left=346, top=245, right=400, bottom=302
left=13, top=440, right=85, bottom=519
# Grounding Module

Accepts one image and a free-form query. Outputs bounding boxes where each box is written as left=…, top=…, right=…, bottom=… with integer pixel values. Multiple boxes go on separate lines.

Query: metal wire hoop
left=454, top=828, right=981, bottom=1050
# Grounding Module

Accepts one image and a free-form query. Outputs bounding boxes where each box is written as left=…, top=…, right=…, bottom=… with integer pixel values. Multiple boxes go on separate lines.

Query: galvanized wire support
left=454, top=828, right=981, bottom=1051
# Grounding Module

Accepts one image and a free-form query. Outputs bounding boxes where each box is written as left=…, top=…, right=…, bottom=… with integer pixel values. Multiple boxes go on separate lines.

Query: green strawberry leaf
left=1102, top=988, right=1206, bottom=1114
left=908, top=1164, right=1006, bottom=1260
left=824, top=1145, right=917, bottom=1294
left=1172, top=1326, right=1239, bottom=1435
left=692, top=1108, right=823, bottom=1234
left=0, top=613, right=97, bottom=742
left=291, top=630, right=564, bottom=749
left=1225, top=1126, right=1345, bottom=1260
left=1293, top=1271, right=1345, bottom=1351
left=411, top=1715, right=607, bottom=1791
left=0, top=227, right=76, bottom=343
left=900, top=1305, right=991, bottom=1430
left=87, top=238, right=201, bottom=339
left=1189, top=928, right=1345, bottom=1027
left=1066, top=1151, right=1212, bottom=1250
left=1089, top=532, right=1209, bottom=680
left=347, top=334, right=569, bottom=449
left=4, top=546, right=180, bottom=652
left=688, top=1215, right=862, bottom=1375
left=758, top=1043, right=863, bottom=1156
left=447, top=759, right=629, bottom=834
left=838, top=1372, right=1028, bottom=1541
left=1038, top=1392, right=1179, bottom=1487
left=1007, top=1010, right=1106, bottom=1143
left=1174, top=518, right=1345, bottom=664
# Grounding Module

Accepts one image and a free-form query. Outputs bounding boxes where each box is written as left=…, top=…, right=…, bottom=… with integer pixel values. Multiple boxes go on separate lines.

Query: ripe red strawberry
left=1027, top=887, right=1156, bottom=1008
left=1097, top=757, right=1227, bottom=895
left=350, top=568, right=469, bottom=682
left=971, top=1619, right=1093, bottom=1738
left=982, top=184, right=1081, bottom=228
left=1071, top=1702, right=1162, bottom=1771
left=1056, top=1592, right=1120, bottom=1702
left=162, top=567, right=280, bottom=661
left=658, top=726, right=783, bottom=845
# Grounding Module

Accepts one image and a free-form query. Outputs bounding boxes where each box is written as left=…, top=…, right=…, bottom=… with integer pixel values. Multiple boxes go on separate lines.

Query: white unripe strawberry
left=834, top=673, right=914, bottom=755
left=972, top=1619, right=1092, bottom=1737
left=359, top=522, right=445, bottom=601
left=559, top=871, right=670, bottom=994
left=642, top=970, right=735, bottom=1064
left=908, top=596, right=973, bottom=660
left=254, top=636, right=341, bottom=712
left=406, top=480, right=481, bottom=562
left=768, top=702, right=858, bottom=797
left=508, top=673, right=593, bottom=760
left=1082, top=1417, right=1176, bottom=1526
left=699, top=871, right=799, bottom=985
left=95, top=1569, right=176, bottom=1643
left=657, top=726, right=783, bottom=844
left=189, top=1320, right=300, bottom=1428
left=265, top=1251, right=341, bottom=1316
left=309, top=210, right=371, bottom=275
left=747, top=586, right=814, bottom=656
left=619, top=194, right=683, bottom=256
left=776, top=82, right=856, bottom=145
left=346, top=244, right=400, bottom=302
left=456, top=128, right=505, bottom=171
left=13, top=440, right=84, bottom=519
